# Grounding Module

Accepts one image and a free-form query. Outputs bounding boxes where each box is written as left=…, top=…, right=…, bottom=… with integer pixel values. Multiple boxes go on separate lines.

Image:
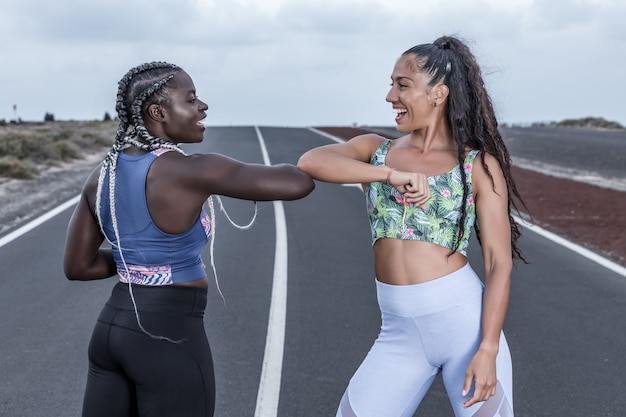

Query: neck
left=409, top=120, right=455, bottom=153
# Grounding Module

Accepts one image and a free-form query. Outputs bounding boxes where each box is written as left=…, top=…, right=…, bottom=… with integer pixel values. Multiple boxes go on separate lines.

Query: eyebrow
left=391, top=76, right=412, bottom=83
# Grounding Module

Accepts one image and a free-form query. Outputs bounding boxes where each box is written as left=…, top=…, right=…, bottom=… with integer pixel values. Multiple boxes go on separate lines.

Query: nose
left=385, top=87, right=396, bottom=103
left=199, top=99, right=209, bottom=111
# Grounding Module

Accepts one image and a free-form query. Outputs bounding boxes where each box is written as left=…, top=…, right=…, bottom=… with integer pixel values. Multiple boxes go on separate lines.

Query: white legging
left=337, top=264, right=514, bottom=417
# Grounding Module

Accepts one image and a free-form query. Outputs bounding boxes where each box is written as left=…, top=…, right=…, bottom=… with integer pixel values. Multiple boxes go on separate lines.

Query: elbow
left=274, top=163, right=315, bottom=200
left=63, top=250, right=84, bottom=280
left=285, top=172, right=315, bottom=200
left=296, top=153, right=316, bottom=175
left=301, top=177, right=316, bottom=198
left=64, top=268, right=83, bottom=281
left=63, top=257, right=76, bottom=280
left=63, top=257, right=92, bottom=281
left=63, top=259, right=86, bottom=281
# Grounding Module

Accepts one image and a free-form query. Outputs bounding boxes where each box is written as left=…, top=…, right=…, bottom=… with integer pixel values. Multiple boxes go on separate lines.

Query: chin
left=395, top=125, right=412, bottom=133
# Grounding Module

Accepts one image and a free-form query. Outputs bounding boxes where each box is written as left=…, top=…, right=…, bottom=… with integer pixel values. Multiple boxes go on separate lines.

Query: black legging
left=82, top=282, right=215, bottom=417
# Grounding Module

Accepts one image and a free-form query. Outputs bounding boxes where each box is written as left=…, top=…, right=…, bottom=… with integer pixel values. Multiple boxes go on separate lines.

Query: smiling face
left=158, top=71, right=208, bottom=144
left=385, top=54, right=439, bottom=132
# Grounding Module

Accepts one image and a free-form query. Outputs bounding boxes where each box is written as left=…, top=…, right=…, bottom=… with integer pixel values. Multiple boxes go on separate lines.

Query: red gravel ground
left=315, top=127, right=626, bottom=267
left=511, top=166, right=625, bottom=266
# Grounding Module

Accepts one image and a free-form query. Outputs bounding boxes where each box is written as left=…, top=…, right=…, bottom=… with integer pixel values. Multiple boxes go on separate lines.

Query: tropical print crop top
left=365, top=139, right=479, bottom=256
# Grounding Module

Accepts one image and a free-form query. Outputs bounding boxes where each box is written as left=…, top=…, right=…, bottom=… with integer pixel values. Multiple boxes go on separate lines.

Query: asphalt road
left=1, top=126, right=625, bottom=417
left=499, top=126, right=626, bottom=183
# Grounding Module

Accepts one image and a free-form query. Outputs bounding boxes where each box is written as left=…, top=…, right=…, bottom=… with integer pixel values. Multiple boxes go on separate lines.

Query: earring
left=432, top=102, right=437, bottom=108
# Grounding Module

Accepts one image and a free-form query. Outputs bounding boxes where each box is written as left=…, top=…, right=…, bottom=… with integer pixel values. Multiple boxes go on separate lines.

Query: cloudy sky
left=1, top=0, right=624, bottom=127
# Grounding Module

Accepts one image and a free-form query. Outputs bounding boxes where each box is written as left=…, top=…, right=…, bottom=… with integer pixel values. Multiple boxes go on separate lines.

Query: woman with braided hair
left=298, top=35, right=526, bottom=416
left=63, top=62, right=314, bottom=417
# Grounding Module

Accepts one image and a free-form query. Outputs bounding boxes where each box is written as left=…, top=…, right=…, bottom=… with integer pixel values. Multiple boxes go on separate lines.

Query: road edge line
left=0, top=195, right=80, bottom=249
left=514, top=215, right=626, bottom=277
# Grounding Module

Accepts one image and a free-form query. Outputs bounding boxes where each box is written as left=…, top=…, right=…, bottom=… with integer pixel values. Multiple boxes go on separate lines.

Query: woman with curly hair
left=298, top=36, right=526, bottom=417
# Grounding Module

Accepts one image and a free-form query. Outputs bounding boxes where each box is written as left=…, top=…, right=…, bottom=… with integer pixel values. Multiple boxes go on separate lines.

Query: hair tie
left=439, top=40, right=451, bottom=50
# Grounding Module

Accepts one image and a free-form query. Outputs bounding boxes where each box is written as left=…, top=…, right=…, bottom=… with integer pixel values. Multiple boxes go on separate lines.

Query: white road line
left=308, top=128, right=626, bottom=278
left=308, top=127, right=345, bottom=144
left=253, top=126, right=288, bottom=417
left=0, top=195, right=80, bottom=249
left=513, top=215, right=626, bottom=277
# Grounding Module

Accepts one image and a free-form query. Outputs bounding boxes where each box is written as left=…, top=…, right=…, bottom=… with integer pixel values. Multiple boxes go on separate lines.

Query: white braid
left=206, top=196, right=258, bottom=303
left=97, top=63, right=259, bottom=343
left=96, top=137, right=258, bottom=341
left=96, top=148, right=183, bottom=343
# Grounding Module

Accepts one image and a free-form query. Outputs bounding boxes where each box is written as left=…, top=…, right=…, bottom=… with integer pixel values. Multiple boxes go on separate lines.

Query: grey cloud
left=6, top=0, right=277, bottom=46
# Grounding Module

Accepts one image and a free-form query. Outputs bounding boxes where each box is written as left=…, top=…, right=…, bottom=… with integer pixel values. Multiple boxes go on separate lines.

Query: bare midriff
left=373, top=239, right=468, bottom=285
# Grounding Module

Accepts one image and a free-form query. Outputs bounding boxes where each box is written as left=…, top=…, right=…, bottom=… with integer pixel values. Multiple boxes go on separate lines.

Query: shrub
left=0, top=158, right=37, bottom=179
left=0, top=120, right=117, bottom=179
left=55, top=141, right=81, bottom=161
left=0, top=133, right=42, bottom=160
left=555, top=117, right=623, bottom=130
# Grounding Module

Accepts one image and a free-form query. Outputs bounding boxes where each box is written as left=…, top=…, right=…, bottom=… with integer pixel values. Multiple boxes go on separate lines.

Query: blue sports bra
left=365, top=139, right=479, bottom=256
left=100, top=149, right=212, bottom=285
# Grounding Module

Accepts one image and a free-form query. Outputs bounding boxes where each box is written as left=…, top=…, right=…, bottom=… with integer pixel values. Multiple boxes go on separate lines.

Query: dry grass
left=0, top=120, right=116, bottom=179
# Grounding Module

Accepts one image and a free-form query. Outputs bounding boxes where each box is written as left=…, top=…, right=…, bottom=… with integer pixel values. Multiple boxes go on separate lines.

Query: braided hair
left=95, top=62, right=187, bottom=342
left=95, top=63, right=256, bottom=341
left=96, top=61, right=185, bottom=237
left=402, top=36, right=528, bottom=261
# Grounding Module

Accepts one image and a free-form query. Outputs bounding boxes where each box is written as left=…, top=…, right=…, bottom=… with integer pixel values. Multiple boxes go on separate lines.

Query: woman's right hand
left=389, top=170, right=431, bottom=210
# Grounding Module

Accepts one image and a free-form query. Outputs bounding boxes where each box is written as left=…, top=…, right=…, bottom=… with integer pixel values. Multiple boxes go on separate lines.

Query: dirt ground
left=0, top=151, right=105, bottom=235
left=316, top=127, right=626, bottom=267
left=511, top=166, right=625, bottom=266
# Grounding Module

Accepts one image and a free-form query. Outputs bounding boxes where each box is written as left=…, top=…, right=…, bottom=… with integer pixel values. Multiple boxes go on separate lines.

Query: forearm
left=216, top=163, right=315, bottom=201
left=479, top=264, right=511, bottom=352
left=65, top=248, right=117, bottom=281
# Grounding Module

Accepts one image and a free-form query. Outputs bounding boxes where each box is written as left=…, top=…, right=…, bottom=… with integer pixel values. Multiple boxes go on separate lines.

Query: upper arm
left=296, top=134, right=387, bottom=184
left=63, top=170, right=115, bottom=280
left=299, top=134, right=385, bottom=165
left=473, top=153, right=512, bottom=271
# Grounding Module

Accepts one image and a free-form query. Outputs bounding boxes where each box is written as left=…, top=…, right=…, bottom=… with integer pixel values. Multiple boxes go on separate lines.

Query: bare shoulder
left=473, top=151, right=503, bottom=174
left=151, top=150, right=227, bottom=171
left=83, top=164, right=103, bottom=195
left=341, top=133, right=389, bottom=159
left=347, top=133, right=388, bottom=148
left=472, top=151, right=506, bottom=193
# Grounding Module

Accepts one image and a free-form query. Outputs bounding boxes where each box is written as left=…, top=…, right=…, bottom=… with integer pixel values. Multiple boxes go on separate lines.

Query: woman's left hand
left=462, top=348, right=498, bottom=408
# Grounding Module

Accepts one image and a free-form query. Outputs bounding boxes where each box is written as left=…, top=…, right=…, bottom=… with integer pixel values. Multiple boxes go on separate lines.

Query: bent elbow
left=296, top=153, right=317, bottom=175
left=64, top=270, right=82, bottom=281
left=300, top=178, right=316, bottom=198
left=285, top=175, right=315, bottom=200
left=63, top=257, right=95, bottom=281
left=63, top=263, right=84, bottom=281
